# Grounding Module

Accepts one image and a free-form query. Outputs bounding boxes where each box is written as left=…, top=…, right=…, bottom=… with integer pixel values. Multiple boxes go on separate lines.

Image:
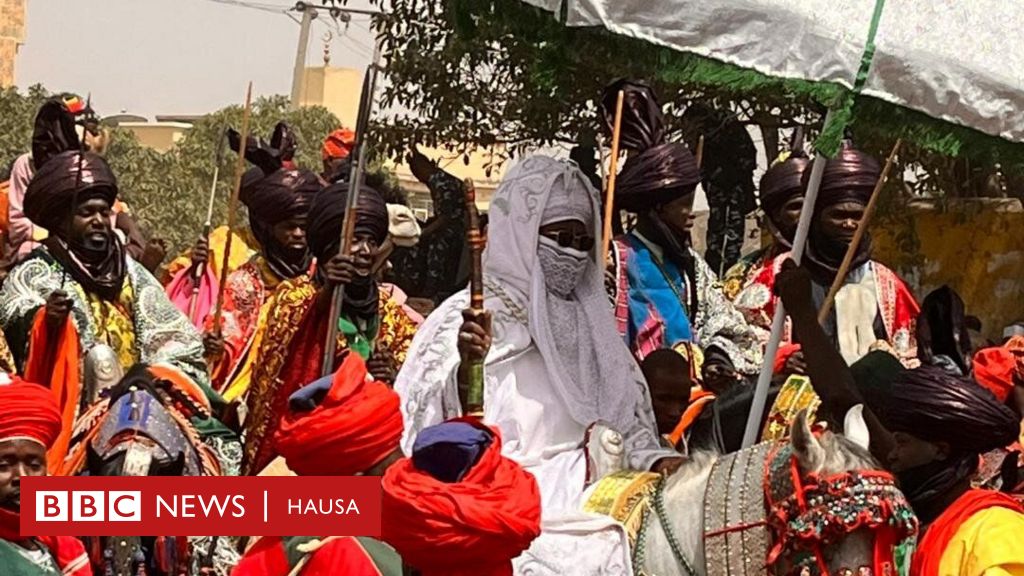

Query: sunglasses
left=540, top=230, right=596, bottom=252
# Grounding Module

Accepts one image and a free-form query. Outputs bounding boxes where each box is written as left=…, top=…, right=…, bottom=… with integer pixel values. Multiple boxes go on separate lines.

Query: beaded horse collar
left=704, top=441, right=918, bottom=576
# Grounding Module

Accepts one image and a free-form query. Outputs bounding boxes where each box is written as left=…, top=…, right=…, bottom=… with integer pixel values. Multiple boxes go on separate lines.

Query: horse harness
left=586, top=440, right=917, bottom=576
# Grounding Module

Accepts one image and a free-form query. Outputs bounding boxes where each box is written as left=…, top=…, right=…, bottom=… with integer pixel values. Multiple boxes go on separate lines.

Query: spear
left=321, top=47, right=382, bottom=376
left=461, top=177, right=486, bottom=416
left=189, top=129, right=228, bottom=324
left=212, top=83, right=253, bottom=336
left=601, top=90, right=625, bottom=267
left=62, top=93, right=91, bottom=291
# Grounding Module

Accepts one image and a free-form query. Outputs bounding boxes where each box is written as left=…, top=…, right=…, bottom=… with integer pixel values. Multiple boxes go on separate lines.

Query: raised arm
left=774, top=259, right=895, bottom=461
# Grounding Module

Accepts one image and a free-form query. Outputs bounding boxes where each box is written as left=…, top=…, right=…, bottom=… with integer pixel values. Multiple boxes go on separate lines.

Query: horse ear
left=790, top=409, right=825, bottom=473
left=843, top=404, right=871, bottom=452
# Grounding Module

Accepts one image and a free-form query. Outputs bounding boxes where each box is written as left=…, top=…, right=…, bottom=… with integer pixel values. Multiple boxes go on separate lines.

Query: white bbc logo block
left=108, top=491, right=141, bottom=521
left=36, top=491, right=68, bottom=521
left=34, top=490, right=141, bottom=522
left=71, top=491, right=105, bottom=521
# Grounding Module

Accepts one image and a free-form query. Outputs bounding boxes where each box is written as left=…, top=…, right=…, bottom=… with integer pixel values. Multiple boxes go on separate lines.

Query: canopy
left=520, top=0, right=1023, bottom=153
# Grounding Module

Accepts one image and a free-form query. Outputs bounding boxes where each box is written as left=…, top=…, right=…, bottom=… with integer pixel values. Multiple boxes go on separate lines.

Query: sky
left=16, top=0, right=379, bottom=119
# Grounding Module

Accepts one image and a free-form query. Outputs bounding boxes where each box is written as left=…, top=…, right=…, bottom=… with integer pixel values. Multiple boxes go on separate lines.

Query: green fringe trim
left=451, top=1, right=1024, bottom=169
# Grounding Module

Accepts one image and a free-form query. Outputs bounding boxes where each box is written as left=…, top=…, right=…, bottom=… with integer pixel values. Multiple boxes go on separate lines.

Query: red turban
left=1005, top=336, right=1024, bottom=382
left=321, top=128, right=356, bottom=161
left=381, top=419, right=542, bottom=576
left=272, top=353, right=402, bottom=476
left=0, top=376, right=62, bottom=447
left=973, top=346, right=1017, bottom=403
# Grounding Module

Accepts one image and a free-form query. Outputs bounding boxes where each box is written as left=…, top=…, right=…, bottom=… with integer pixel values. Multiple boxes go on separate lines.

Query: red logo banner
left=21, top=476, right=381, bottom=537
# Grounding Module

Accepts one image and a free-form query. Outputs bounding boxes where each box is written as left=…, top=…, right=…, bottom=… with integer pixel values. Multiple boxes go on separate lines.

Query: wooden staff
left=462, top=177, right=486, bottom=416
left=694, top=134, right=705, bottom=170
left=816, top=139, right=902, bottom=324
left=190, top=129, right=227, bottom=324
left=601, top=90, right=625, bottom=267
left=212, top=83, right=253, bottom=335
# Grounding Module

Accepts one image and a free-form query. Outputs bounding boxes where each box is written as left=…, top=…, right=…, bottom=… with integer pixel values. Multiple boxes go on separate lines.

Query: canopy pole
left=741, top=109, right=834, bottom=449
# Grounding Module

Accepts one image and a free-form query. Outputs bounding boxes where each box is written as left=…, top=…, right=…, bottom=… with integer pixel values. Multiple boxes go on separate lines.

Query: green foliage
left=0, top=85, right=51, bottom=179
left=0, top=88, right=400, bottom=258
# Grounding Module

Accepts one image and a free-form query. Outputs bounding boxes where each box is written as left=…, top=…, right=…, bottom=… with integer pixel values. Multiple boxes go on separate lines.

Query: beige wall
left=0, top=0, right=26, bottom=88
left=298, top=65, right=506, bottom=214
left=119, top=122, right=192, bottom=152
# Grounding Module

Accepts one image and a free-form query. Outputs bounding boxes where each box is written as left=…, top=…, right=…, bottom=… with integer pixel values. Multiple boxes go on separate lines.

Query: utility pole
left=288, top=2, right=377, bottom=110
left=289, top=2, right=317, bottom=109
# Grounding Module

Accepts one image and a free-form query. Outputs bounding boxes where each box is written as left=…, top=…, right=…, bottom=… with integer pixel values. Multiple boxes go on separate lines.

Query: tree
left=0, top=85, right=50, bottom=180
left=0, top=88, right=398, bottom=259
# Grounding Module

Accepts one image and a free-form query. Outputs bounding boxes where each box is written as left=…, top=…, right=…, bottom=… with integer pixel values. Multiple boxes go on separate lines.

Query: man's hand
left=141, top=237, right=168, bottom=272
left=457, top=309, right=492, bottom=364
left=407, top=146, right=436, bottom=184
left=191, top=236, right=210, bottom=272
left=650, top=456, right=685, bottom=475
left=773, top=259, right=815, bottom=316
left=367, top=348, right=397, bottom=385
left=203, top=331, right=225, bottom=360
left=45, top=290, right=72, bottom=332
left=782, top=350, right=807, bottom=376
left=322, top=254, right=361, bottom=288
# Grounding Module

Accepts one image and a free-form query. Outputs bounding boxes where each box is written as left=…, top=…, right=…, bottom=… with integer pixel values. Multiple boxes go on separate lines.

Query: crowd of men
left=1, top=80, right=1023, bottom=576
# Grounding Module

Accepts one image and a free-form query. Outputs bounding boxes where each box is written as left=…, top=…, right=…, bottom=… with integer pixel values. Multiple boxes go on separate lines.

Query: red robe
left=732, top=251, right=920, bottom=368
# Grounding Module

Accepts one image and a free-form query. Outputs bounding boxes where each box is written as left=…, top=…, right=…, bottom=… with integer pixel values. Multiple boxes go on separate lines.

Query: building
left=297, top=65, right=507, bottom=215
left=0, top=0, right=26, bottom=88
left=104, top=114, right=194, bottom=152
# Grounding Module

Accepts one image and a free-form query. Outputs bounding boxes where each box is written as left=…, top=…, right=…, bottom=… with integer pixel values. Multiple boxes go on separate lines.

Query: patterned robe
left=0, top=249, right=213, bottom=394
left=606, top=232, right=763, bottom=374
left=732, top=251, right=920, bottom=366
left=242, top=277, right=418, bottom=474
left=722, top=244, right=777, bottom=302
left=0, top=248, right=237, bottom=474
left=210, top=257, right=289, bottom=402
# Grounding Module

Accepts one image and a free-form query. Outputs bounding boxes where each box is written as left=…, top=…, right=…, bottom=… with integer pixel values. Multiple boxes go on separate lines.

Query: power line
left=196, top=0, right=289, bottom=14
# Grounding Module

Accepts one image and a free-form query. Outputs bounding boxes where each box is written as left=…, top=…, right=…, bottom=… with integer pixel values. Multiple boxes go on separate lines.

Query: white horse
left=588, top=406, right=916, bottom=576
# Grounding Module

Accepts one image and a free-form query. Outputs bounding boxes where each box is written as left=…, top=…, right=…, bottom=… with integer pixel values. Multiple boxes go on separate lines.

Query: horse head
left=85, top=365, right=204, bottom=477
left=768, top=406, right=918, bottom=575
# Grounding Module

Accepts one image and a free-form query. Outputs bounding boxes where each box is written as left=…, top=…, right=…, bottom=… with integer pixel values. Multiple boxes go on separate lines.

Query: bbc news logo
left=36, top=491, right=141, bottom=522
left=21, top=476, right=381, bottom=537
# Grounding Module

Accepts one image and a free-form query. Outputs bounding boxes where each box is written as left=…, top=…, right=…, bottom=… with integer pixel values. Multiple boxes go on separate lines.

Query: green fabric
left=354, top=537, right=404, bottom=576
left=0, top=539, right=61, bottom=576
left=338, top=313, right=378, bottom=360
left=281, top=536, right=403, bottom=575
left=283, top=536, right=317, bottom=569
left=814, top=0, right=888, bottom=157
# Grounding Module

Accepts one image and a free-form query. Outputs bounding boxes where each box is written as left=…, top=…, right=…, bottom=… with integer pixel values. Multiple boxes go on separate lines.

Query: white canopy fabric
left=520, top=0, right=1024, bottom=144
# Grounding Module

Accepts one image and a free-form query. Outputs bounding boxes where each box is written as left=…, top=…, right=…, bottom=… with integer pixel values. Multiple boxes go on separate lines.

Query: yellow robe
left=939, top=507, right=1024, bottom=575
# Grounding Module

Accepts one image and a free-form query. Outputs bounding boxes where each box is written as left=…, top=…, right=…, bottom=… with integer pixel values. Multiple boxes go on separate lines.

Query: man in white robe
left=395, top=156, right=680, bottom=575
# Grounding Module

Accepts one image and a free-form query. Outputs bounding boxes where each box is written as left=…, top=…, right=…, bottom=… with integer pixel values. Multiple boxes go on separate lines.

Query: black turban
left=600, top=79, right=666, bottom=153
left=759, top=155, right=809, bottom=218
left=917, top=286, right=973, bottom=375
left=615, top=143, right=701, bottom=212
left=803, top=140, right=880, bottom=208
left=25, top=150, right=118, bottom=233
left=31, top=99, right=82, bottom=169
left=308, top=181, right=389, bottom=262
left=25, top=150, right=125, bottom=299
left=240, top=167, right=320, bottom=226
left=880, top=365, right=1019, bottom=455
left=803, top=141, right=879, bottom=278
